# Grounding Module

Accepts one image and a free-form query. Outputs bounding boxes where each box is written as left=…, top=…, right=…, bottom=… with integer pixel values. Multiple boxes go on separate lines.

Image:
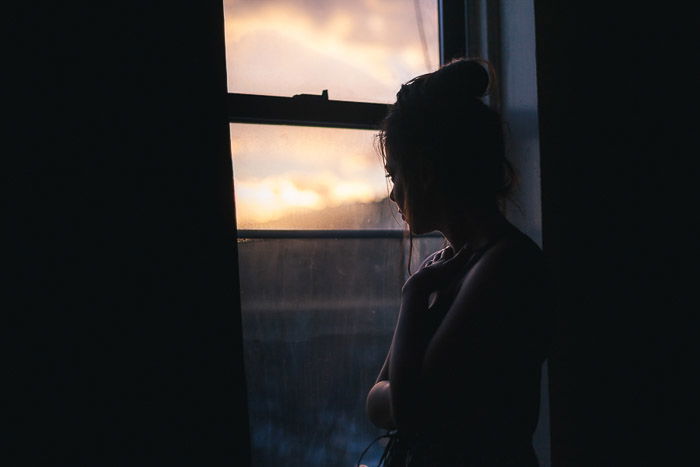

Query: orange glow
left=231, top=124, right=389, bottom=228
left=235, top=173, right=382, bottom=225
left=225, top=0, right=438, bottom=228
left=224, top=0, right=438, bottom=102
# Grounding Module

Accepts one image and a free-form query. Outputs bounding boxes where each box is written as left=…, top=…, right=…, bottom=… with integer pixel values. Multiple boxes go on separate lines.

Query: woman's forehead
left=384, top=154, right=400, bottom=173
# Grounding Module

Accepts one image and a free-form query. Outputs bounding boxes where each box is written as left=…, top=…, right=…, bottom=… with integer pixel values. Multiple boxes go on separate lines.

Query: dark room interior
left=7, top=1, right=696, bottom=466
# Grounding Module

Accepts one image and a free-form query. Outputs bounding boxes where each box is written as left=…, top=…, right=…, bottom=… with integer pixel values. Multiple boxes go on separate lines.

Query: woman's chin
left=404, top=213, right=438, bottom=235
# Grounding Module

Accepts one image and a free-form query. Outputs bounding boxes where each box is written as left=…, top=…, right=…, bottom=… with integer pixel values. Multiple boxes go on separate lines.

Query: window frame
left=226, top=2, right=546, bottom=465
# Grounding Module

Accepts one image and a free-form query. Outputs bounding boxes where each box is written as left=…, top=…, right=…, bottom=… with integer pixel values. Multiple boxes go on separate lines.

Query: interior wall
left=500, top=0, right=542, bottom=247
left=499, top=1, right=549, bottom=465
left=8, top=3, right=250, bottom=465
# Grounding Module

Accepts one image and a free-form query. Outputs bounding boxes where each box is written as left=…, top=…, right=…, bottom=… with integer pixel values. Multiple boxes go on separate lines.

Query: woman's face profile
left=385, top=161, right=405, bottom=219
left=386, top=155, right=435, bottom=235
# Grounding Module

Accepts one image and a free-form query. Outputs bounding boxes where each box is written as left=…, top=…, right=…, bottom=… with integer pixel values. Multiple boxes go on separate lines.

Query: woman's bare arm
left=367, top=289, right=432, bottom=432
left=375, top=341, right=392, bottom=384
left=387, top=287, right=434, bottom=433
left=366, top=248, right=448, bottom=430
left=366, top=380, right=395, bottom=429
left=366, top=342, right=396, bottom=429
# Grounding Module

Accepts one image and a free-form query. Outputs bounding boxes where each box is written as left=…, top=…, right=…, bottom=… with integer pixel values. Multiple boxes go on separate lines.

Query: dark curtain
left=7, top=2, right=249, bottom=465
left=534, top=3, right=697, bottom=466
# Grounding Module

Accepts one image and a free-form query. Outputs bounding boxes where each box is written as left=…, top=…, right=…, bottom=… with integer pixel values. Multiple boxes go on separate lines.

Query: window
left=224, top=1, right=548, bottom=465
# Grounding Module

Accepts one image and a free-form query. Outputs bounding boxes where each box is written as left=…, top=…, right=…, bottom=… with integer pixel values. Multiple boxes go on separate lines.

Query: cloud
left=224, top=0, right=439, bottom=102
left=230, top=123, right=383, bottom=178
left=234, top=171, right=383, bottom=225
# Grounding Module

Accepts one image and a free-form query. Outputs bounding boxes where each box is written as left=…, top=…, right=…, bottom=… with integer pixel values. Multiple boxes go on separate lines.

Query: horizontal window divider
left=236, top=229, right=443, bottom=239
left=228, top=93, right=390, bottom=129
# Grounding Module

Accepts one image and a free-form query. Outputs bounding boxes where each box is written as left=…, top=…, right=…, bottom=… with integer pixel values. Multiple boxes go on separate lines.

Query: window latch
left=292, top=89, right=329, bottom=102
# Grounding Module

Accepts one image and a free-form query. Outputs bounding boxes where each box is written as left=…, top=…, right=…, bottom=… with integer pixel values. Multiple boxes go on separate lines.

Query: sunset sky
left=224, top=0, right=439, bottom=228
left=230, top=123, right=387, bottom=227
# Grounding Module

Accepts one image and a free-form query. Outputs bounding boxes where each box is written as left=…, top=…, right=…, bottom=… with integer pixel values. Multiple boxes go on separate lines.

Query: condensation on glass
left=223, top=0, right=439, bottom=103
left=230, top=123, right=402, bottom=230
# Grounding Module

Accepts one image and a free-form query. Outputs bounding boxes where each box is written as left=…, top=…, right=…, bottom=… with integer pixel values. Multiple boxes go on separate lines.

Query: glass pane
left=231, top=123, right=402, bottom=230
left=224, top=0, right=439, bottom=103
left=238, top=236, right=444, bottom=466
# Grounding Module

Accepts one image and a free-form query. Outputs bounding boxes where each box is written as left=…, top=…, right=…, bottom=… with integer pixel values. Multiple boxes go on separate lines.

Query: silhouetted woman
left=363, top=59, right=551, bottom=466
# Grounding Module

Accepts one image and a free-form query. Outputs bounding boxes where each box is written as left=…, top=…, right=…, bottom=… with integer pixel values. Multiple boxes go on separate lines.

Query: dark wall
left=8, top=2, right=249, bottom=465
left=534, top=3, right=697, bottom=466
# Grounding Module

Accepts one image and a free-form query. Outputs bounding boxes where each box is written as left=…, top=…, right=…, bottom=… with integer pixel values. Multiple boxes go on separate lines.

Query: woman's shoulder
left=489, top=225, right=541, bottom=259
left=468, top=227, right=544, bottom=286
left=417, top=226, right=544, bottom=281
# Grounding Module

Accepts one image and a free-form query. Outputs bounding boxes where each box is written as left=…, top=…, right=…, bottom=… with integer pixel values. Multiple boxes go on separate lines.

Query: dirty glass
left=230, top=124, right=445, bottom=466
left=230, top=123, right=402, bottom=230
left=237, top=236, right=443, bottom=466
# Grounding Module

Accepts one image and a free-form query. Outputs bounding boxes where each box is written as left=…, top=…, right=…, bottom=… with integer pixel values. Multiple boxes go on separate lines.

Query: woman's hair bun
left=440, top=58, right=491, bottom=99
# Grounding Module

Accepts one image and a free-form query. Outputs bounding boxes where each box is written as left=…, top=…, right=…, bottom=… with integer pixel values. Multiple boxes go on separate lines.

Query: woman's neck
left=440, top=208, right=512, bottom=253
